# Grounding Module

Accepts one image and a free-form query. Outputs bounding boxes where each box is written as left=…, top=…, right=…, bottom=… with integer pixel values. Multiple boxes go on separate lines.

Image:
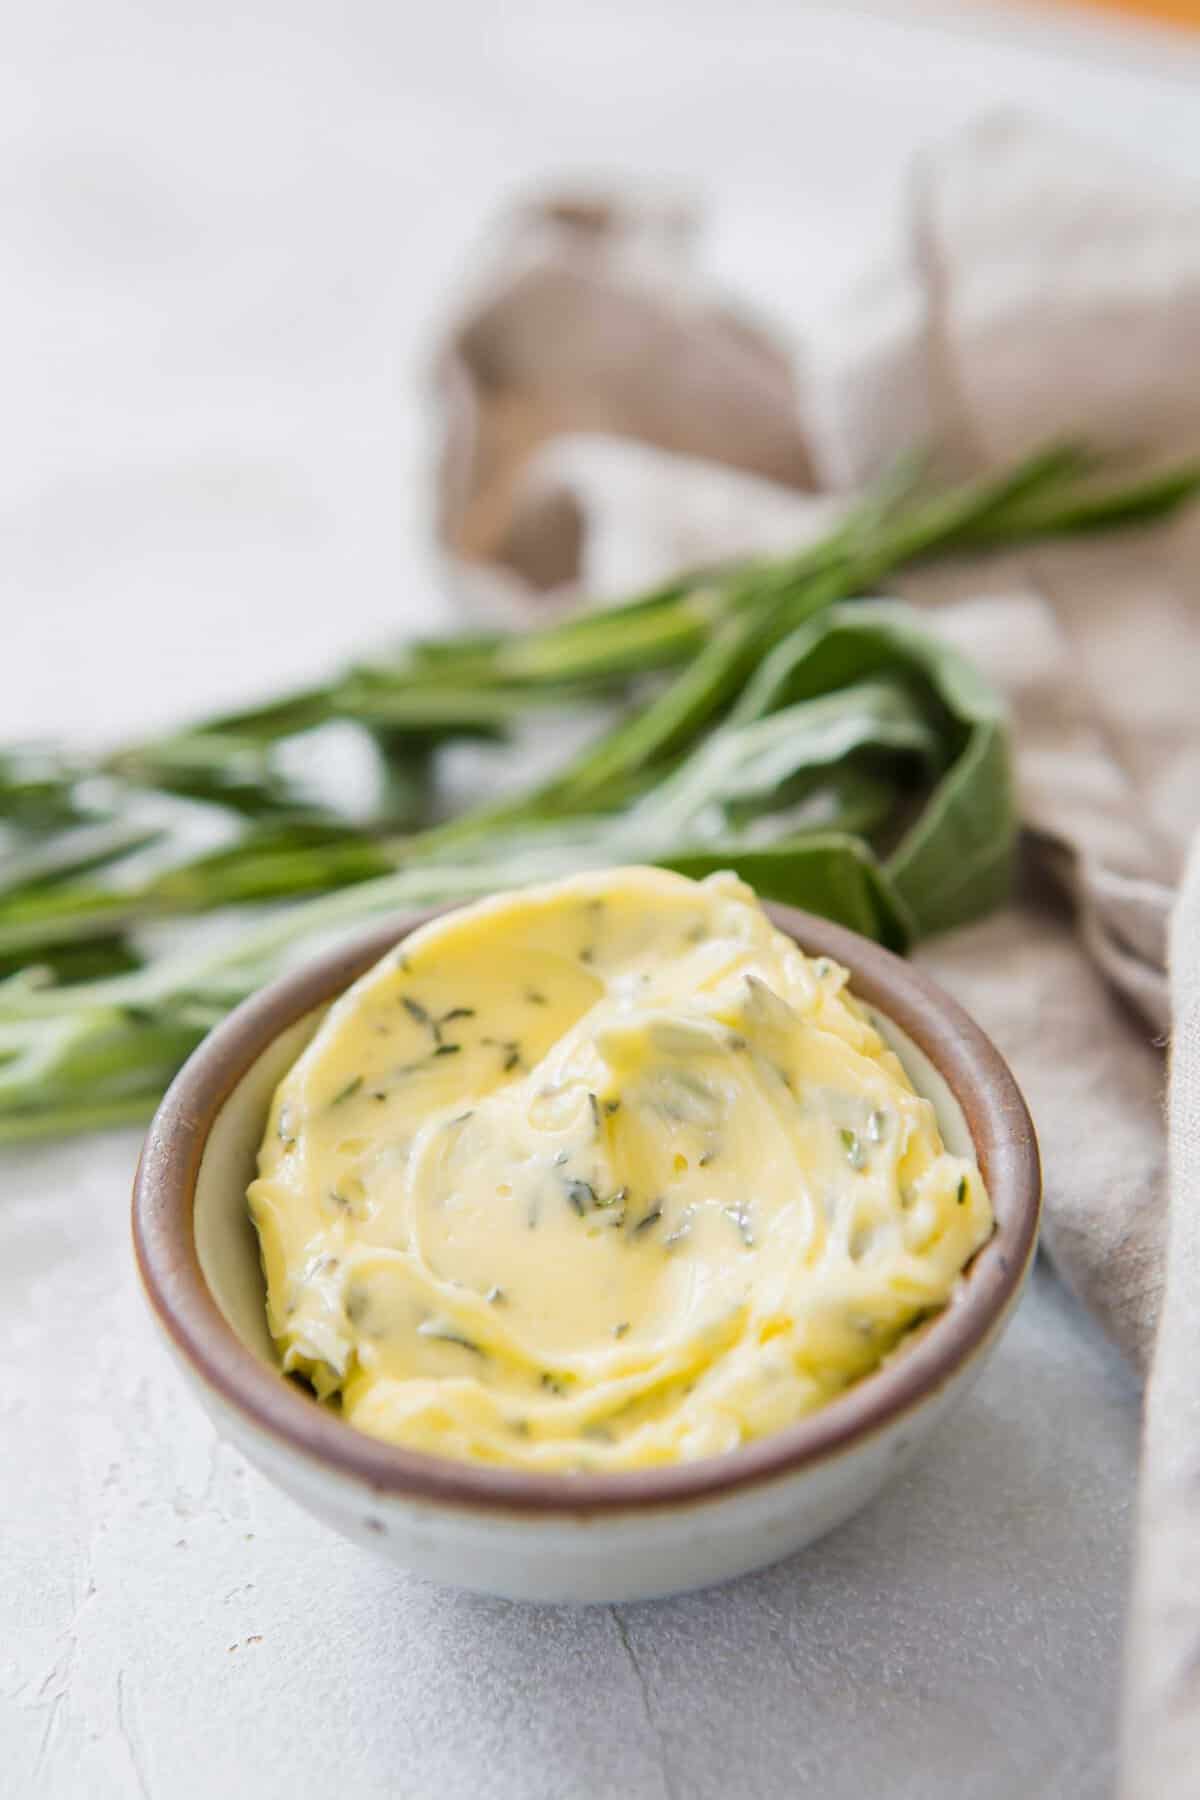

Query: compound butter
left=249, top=868, right=992, bottom=1470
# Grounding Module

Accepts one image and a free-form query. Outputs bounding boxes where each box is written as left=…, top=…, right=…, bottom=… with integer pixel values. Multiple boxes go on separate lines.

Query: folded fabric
left=1126, top=836, right=1200, bottom=1797
left=433, top=115, right=1200, bottom=1797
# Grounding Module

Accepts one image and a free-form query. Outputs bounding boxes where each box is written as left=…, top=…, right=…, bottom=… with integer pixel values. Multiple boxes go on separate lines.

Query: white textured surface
left=4, top=3, right=1197, bottom=1795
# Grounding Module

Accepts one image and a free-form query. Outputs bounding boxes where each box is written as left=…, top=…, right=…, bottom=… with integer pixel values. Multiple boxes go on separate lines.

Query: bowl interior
left=195, top=1007, right=323, bottom=1366
left=194, top=997, right=977, bottom=1376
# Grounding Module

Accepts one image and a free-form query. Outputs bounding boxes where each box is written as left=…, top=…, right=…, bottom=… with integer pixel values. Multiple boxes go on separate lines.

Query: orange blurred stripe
left=1039, top=0, right=1200, bottom=26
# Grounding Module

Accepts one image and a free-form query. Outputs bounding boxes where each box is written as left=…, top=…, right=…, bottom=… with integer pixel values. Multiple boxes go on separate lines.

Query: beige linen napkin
left=432, top=117, right=1200, bottom=1794
left=1125, top=833, right=1200, bottom=1795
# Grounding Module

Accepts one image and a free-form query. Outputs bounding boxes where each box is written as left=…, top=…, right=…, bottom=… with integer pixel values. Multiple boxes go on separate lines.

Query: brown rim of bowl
left=132, top=901, right=1041, bottom=1518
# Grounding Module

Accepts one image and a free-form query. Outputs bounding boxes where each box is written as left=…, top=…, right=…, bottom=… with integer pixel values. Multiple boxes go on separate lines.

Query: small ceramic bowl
left=133, top=901, right=1040, bottom=1605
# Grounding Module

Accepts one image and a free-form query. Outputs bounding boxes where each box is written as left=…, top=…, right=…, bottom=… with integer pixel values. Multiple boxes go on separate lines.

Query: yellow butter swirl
left=249, top=867, right=992, bottom=1470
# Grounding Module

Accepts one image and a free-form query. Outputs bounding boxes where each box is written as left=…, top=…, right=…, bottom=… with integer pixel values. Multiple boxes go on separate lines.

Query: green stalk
left=0, top=823, right=161, bottom=895
left=0, top=1092, right=160, bottom=1143
left=512, top=445, right=1102, bottom=806
left=332, top=673, right=624, bottom=734
left=5, top=444, right=1197, bottom=960
left=967, top=461, right=1200, bottom=543
left=2, top=443, right=1199, bottom=1147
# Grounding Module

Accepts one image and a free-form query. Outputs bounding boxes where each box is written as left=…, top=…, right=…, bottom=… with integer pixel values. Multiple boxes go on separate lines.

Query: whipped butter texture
left=249, top=867, right=992, bottom=1470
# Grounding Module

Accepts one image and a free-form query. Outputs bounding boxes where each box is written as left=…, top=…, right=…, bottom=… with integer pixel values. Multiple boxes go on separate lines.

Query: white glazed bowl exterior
left=135, top=906, right=1040, bottom=1604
